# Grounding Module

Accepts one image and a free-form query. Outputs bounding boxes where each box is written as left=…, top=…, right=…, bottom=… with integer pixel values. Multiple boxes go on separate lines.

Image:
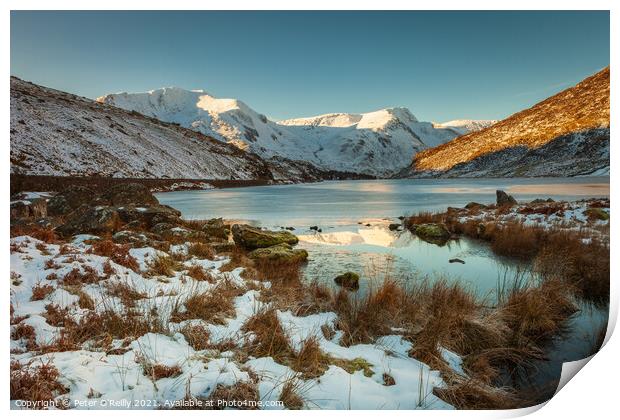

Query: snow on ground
left=10, top=235, right=456, bottom=410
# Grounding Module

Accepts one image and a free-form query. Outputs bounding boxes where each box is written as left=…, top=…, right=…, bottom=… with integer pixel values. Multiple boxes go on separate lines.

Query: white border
left=2, top=2, right=616, bottom=420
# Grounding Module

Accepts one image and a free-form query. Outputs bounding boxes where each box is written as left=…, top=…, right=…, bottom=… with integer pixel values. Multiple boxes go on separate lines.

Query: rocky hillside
left=405, top=67, right=610, bottom=177
left=9, top=77, right=339, bottom=182
left=99, top=88, right=492, bottom=176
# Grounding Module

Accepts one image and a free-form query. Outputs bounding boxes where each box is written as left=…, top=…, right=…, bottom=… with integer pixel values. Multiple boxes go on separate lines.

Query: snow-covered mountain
left=432, top=119, right=497, bottom=135
left=9, top=77, right=340, bottom=182
left=98, top=89, right=490, bottom=176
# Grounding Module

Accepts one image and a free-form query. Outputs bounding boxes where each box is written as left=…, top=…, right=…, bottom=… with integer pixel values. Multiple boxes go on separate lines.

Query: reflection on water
left=299, top=227, right=526, bottom=300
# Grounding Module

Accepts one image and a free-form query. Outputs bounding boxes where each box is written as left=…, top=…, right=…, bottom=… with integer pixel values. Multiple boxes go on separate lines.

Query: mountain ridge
left=98, top=88, right=493, bottom=176
left=10, top=77, right=358, bottom=182
left=405, top=67, right=610, bottom=177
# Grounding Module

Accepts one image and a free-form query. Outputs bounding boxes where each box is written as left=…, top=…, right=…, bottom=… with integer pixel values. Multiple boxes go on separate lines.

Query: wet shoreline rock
left=334, top=272, right=360, bottom=290
left=414, top=223, right=451, bottom=245
left=248, top=243, right=308, bottom=263
left=232, top=224, right=299, bottom=250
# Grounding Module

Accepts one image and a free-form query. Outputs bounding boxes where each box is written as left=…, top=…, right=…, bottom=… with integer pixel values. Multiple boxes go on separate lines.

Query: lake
left=157, top=177, right=609, bottom=297
left=157, top=177, right=610, bottom=394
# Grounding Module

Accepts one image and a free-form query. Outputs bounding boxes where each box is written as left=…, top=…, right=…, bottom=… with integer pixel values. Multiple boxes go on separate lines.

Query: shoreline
left=11, top=174, right=611, bottom=197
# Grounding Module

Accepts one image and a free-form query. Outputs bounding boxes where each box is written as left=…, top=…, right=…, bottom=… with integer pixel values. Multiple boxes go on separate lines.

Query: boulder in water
left=232, top=224, right=299, bottom=249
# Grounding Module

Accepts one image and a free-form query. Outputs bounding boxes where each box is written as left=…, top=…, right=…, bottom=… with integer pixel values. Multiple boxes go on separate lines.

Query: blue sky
left=11, top=11, right=609, bottom=122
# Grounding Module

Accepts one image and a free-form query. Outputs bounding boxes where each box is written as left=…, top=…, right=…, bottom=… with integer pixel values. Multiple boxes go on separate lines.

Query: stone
left=117, top=205, right=181, bottom=228
left=232, top=224, right=299, bottom=250
left=202, top=218, right=229, bottom=240
left=449, top=258, right=465, bottom=264
left=334, top=272, right=360, bottom=289
left=465, top=202, right=487, bottom=210
left=496, top=190, right=517, bottom=206
left=99, top=183, right=159, bottom=207
left=248, top=243, right=308, bottom=263
left=57, top=206, right=121, bottom=236
left=388, top=223, right=401, bottom=231
left=414, top=223, right=451, bottom=245
left=47, top=186, right=95, bottom=216
left=10, top=198, right=47, bottom=219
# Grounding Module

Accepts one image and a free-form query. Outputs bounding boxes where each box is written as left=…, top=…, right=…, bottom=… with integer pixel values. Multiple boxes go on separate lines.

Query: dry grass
left=88, top=240, right=139, bottom=271
left=63, top=285, right=95, bottom=310
left=290, top=336, right=330, bottom=379
left=10, top=225, right=58, bottom=243
left=106, top=281, right=147, bottom=307
left=170, top=281, right=241, bottom=324
left=433, top=378, right=524, bottom=410
left=31, top=283, right=55, bottom=301
left=242, top=307, right=294, bottom=364
left=44, top=259, right=61, bottom=270
left=534, top=232, right=609, bottom=304
left=138, top=358, right=182, bottom=381
left=44, top=307, right=166, bottom=352
left=187, top=242, right=215, bottom=259
left=201, top=382, right=260, bottom=410
left=180, top=324, right=211, bottom=350
left=280, top=379, right=305, bottom=409
left=10, top=360, right=69, bottom=407
left=44, top=304, right=74, bottom=327
left=219, top=246, right=254, bottom=273
left=187, top=264, right=214, bottom=282
left=147, top=254, right=181, bottom=277
left=12, top=323, right=37, bottom=350
left=62, top=266, right=100, bottom=286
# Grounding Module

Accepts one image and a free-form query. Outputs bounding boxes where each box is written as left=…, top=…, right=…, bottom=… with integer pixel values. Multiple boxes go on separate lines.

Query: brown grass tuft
left=171, top=281, right=241, bottom=324
left=89, top=240, right=139, bottom=271
left=187, top=264, right=214, bottom=282
left=187, top=243, right=215, bottom=260
left=180, top=324, right=211, bottom=350
left=10, top=360, right=69, bottom=407
left=31, top=283, right=55, bottom=301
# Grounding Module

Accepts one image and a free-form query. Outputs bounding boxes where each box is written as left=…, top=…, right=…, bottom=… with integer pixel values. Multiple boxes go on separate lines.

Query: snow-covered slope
left=9, top=77, right=332, bottom=182
left=99, top=89, right=489, bottom=176
left=433, top=119, right=497, bottom=136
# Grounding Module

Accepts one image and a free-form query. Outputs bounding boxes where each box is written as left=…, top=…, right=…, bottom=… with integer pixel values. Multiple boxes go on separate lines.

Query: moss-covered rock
left=232, top=224, right=299, bottom=249
left=585, top=207, right=609, bottom=221
left=334, top=272, right=360, bottom=289
left=248, top=243, right=308, bottom=263
left=414, top=223, right=451, bottom=245
left=202, top=217, right=230, bottom=240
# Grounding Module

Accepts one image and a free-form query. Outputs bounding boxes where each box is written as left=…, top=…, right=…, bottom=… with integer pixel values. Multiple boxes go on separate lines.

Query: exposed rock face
left=248, top=243, right=308, bottom=263
left=47, top=186, right=95, bottom=216
left=54, top=183, right=180, bottom=236
left=10, top=198, right=47, bottom=219
left=232, top=224, right=299, bottom=250
left=202, top=218, right=230, bottom=240
left=414, top=223, right=451, bottom=245
left=57, top=206, right=121, bottom=236
left=100, top=183, right=159, bottom=207
left=334, top=272, right=360, bottom=289
left=496, top=190, right=517, bottom=206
